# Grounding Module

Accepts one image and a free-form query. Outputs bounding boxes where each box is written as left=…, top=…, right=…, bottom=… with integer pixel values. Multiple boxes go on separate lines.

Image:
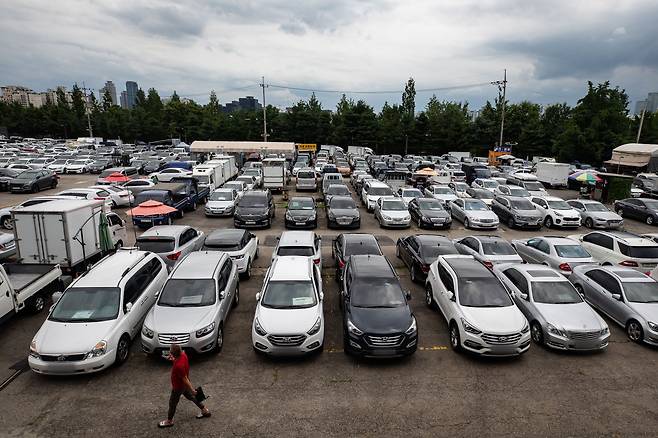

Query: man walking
left=158, top=344, right=210, bottom=428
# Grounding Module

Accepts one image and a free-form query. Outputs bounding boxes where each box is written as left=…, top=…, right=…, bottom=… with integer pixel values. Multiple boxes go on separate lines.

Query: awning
left=603, top=160, right=647, bottom=168
left=190, top=141, right=296, bottom=154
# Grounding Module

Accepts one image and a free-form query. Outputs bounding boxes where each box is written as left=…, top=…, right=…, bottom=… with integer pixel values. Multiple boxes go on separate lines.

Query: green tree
left=101, top=88, right=113, bottom=111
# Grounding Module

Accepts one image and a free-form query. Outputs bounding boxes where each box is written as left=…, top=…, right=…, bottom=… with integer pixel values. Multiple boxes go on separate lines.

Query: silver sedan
left=135, top=225, right=205, bottom=269
left=512, top=236, right=597, bottom=276
left=449, top=198, right=499, bottom=230
left=374, top=197, right=411, bottom=228
left=494, top=263, right=609, bottom=351
left=0, top=232, right=16, bottom=260
left=567, top=199, right=624, bottom=229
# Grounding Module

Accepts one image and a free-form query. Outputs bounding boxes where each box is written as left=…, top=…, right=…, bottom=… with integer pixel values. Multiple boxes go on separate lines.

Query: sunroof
left=527, top=270, right=561, bottom=278
left=615, top=270, right=646, bottom=278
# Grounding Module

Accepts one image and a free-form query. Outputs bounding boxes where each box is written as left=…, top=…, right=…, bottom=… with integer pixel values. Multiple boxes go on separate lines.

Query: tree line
left=1, top=79, right=657, bottom=165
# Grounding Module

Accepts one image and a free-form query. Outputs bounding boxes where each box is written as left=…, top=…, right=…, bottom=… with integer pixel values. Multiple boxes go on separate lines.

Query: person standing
left=158, top=344, right=210, bottom=428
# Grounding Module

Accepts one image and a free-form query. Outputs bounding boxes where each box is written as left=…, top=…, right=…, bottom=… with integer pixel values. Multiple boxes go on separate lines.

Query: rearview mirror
left=405, top=291, right=412, bottom=301
left=219, top=291, right=226, bottom=300
left=125, top=302, right=133, bottom=313
left=255, top=292, right=261, bottom=301
left=519, top=293, right=529, bottom=300
left=319, top=292, right=324, bottom=301
left=51, top=291, right=63, bottom=304
left=611, top=293, right=622, bottom=301
left=447, top=291, right=455, bottom=301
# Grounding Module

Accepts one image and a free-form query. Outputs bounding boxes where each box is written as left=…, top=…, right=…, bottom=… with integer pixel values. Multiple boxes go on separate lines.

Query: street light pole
left=491, top=69, right=507, bottom=148
left=260, top=76, right=269, bottom=142
left=636, top=108, right=646, bottom=143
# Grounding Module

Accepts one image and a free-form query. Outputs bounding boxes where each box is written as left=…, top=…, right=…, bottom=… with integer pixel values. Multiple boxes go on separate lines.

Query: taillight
left=421, top=264, right=430, bottom=273
left=313, top=258, right=321, bottom=265
left=558, top=263, right=572, bottom=272
left=338, top=259, right=345, bottom=269
left=94, top=197, right=105, bottom=201
left=483, top=261, right=494, bottom=269
left=620, top=260, right=639, bottom=267
left=167, top=251, right=182, bottom=261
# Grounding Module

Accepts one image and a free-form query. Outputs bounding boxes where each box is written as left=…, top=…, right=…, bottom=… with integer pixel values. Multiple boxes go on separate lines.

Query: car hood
left=465, top=210, right=498, bottom=220
left=419, top=208, right=450, bottom=218
left=589, top=211, right=622, bottom=221
left=330, top=208, right=359, bottom=218
left=381, top=210, right=409, bottom=218
left=207, top=200, right=234, bottom=208
left=147, top=305, right=216, bottom=333
left=288, top=209, right=316, bottom=218
left=10, top=178, right=35, bottom=183
left=435, top=194, right=458, bottom=201
left=460, top=305, right=526, bottom=334
left=528, top=190, right=548, bottom=197
left=627, top=302, right=658, bottom=322
left=348, top=305, right=413, bottom=334
left=534, top=302, right=606, bottom=331
left=256, top=305, right=320, bottom=334
left=513, top=209, right=543, bottom=218
left=553, top=209, right=581, bottom=219
left=236, top=207, right=268, bottom=216
left=34, top=319, right=117, bottom=355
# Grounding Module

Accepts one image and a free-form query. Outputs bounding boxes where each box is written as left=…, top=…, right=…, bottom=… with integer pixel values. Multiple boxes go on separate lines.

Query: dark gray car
left=326, top=196, right=360, bottom=229
left=491, top=195, right=543, bottom=229
left=407, top=197, right=452, bottom=229
left=9, top=169, right=58, bottom=193
left=285, top=197, right=317, bottom=229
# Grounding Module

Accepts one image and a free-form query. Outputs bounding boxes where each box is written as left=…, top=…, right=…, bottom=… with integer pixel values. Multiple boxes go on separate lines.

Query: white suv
left=531, top=196, right=581, bottom=228
left=569, top=231, right=658, bottom=274
left=252, top=256, right=324, bottom=355
left=29, top=250, right=167, bottom=375
left=361, top=180, right=395, bottom=212
left=272, top=231, right=322, bottom=270
left=425, top=255, right=530, bottom=356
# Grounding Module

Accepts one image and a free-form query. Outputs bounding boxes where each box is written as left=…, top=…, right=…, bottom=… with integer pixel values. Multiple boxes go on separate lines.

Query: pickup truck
left=0, top=263, right=63, bottom=325
left=132, top=177, right=209, bottom=228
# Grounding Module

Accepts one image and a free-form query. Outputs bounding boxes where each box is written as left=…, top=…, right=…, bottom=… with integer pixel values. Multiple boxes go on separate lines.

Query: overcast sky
left=1, top=0, right=657, bottom=112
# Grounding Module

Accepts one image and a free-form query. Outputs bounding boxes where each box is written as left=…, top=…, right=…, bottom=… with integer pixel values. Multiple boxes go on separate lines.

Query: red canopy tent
left=103, top=172, right=132, bottom=183
left=127, top=200, right=177, bottom=217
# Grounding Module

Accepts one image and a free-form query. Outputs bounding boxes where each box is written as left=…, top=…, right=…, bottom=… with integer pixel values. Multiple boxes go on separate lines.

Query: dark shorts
left=168, top=389, right=204, bottom=420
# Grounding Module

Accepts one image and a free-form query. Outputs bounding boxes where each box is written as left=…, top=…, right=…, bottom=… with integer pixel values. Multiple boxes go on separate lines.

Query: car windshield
left=382, top=200, right=406, bottom=210
left=210, top=191, right=233, bottom=201
left=277, top=246, right=314, bottom=256
left=146, top=161, right=160, bottom=166
left=420, top=243, right=459, bottom=258
left=644, top=200, right=658, bottom=210
left=531, top=282, right=583, bottom=304
left=136, top=237, right=175, bottom=253
left=482, top=241, right=517, bottom=255
left=237, top=177, right=252, bottom=184
left=555, top=244, right=591, bottom=258
left=474, top=169, right=492, bottom=178
left=472, top=190, right=493, bottom=199
left=261, top=280, right=317, bottom=309
left=52, top=159, right=67, bottom=164
left=225, top=183, right=242, bottom=191
left=458, top=278, right=513, bottom=307
left=585, top=203, right=608, bottom=212
left=72, top=160, right=87, bottom=164
left=330, top=198, right=356, bottom=209
left=158, top=279, right=216, bottom=307
left=464, top=200, right=488, bottom=211
left=417, top=199, right=445, bottom=210
left=351, top=279, right=406, bottom=308
left=16, top=171, right=40, bottom=179
left=453, top=183, right=468, bottom=191
left=403, top=189, right=422, bottom=197
left=618, top=243, right=658, bottom=258
left=196, top=175, right=210, bottom=184
left=289, top=199, right=314, bottom=210
left=240, top=196, right=267, bottom=208
left=327, top=186, right=350, bottom=195
left=510, top=198, right=535, bottom=209
left=622, top=282, right=658, bottom=303
left=547, top=200, right=572, bottom=210
left=433, top=187, right=453, bottom=194
left=509, top=187, right=530, bottom=197
left=524, top=182, right=544, bottom=191
left=369, top=187, right=394, bottom=196
left=49, top=287, right=120, bottom=322
left=482, top=180, right=498, bottom=188
left=298, top=171, right=315, bottom=179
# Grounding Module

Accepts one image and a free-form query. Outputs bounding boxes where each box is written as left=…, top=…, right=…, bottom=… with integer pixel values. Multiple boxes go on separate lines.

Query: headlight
left=404, top=216, right=410, bottom=221
left=461, top=318, right=482, bottom=335
left=285, top=211, right=293, bottom=219
left=521, top=322, right=530, bottom=333
left=142, top=325, right=154, bottom=339
left=328, top=212, right=336, bottom=220
left=405, top=317, right=417, bottom=335
left=347, top=319, right=364, bottom=336
left=85, top=340, right=107, bottom=359
left=422, top=216, right=430, bottom=222
left=254, top=318, right=267, bottom=336
left=601, top=326, right=610, bottom=335
left=383, top=215, right=392, bottom=221
left=547, top=324, right=566, bottom=338
left=196, top=322, right=215, bottom=338
left=231, top=253, right=245, bottom=259
left=307, top=317, right=322, bottom=335
left=29, top=340, right=40, bottom=359
left=647, top=321, right=658, bottom=332
left=554, top=211, right=563, bottom=217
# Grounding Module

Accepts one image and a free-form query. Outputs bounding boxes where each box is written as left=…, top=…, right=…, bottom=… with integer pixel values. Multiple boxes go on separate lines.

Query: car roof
left=443, top=256, right=491, bottom=278
left=349, top=255, right=395, bottom=279
left=74, top=250, right=154, bottom=287
left=506, top=264, right=568, bottom=282
left=205, top=228, right=246, bottom=244
left=575, top=199, right=602, bottom=205
left=212, top=188, right=234, bottom=193
left=139, top=225, right=191, bottom=238
left=535, top=196, right=563, bottom=201
left=242, top=190, right=268, bottom=197
left=592, top=231, right=657, bottom=246
left=270, top=256, right=312, bottom=281
left=289, top=196, right=314, bottom=202
left=539, top=236, right=578, bottom=245
left=279, top=231, right=315, bottom=247
left=600, top=266, right=655, bottom=282
left=171, top=251, right=225, bottom=279
left=415, top=235, right=453, bottom=245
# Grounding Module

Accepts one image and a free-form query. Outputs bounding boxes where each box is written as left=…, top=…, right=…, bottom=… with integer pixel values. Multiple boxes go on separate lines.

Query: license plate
left=246, top=220, right=256, bottom=225
left=139, top=219, right=150, bottom=223
left=296, top=222, right=306, bottom=226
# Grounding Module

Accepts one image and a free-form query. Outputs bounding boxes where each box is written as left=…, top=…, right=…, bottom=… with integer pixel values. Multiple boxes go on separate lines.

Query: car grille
left=562, top=217, right=579, bottom=222
left=292, top=216, right=308, bottom=222
left=431, top=217, right=445, bottom=223
left=268, top=334, right=306, bottom=346
left=481, top=332, right=522, bottom=345
left=568, top=330, right=604, bottom=341
left=158, top=333, right=191, bottom=344
left=478, top=218, right=496, bottom=223
left=40, top=353, right=86, bottom=362
left=519, top=216, right=537, bottom=221
left=607, top=220, right=622, bottom=224
left=366, top=334, right=404, bottom=347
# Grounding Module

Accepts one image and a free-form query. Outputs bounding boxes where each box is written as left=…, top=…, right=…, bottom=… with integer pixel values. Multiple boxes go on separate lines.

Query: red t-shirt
left=171, top=351, right=189, bottom=391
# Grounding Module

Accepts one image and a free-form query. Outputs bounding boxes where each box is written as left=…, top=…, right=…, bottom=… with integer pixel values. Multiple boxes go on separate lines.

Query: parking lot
left=2, top=173, right=658, bottom=437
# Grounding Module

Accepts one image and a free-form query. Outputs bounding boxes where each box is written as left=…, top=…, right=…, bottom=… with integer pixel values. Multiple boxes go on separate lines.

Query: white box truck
left=12, top=199, right=112, bottom=274
left=0, top=263, right=62, bottom=325
left=535, top=162, right=570, bottom=188
left=193, top=163, right=225, bottom=191
left=262, top=158, right=287, bottom=191
left=207, top=155, right=238, bottom=180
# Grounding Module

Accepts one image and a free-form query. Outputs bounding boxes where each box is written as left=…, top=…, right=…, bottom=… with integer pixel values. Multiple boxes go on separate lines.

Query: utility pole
left=491, top=69, right=507, bottom=148
left=82, top=81, right=93, bottom=137
left=260, top=76, right=269, bottom=142
left=636, top=107, right=646, bottom=143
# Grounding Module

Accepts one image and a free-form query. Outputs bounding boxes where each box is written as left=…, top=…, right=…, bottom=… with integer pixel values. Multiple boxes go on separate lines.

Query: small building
left=604, top=143, right=658, bottom=173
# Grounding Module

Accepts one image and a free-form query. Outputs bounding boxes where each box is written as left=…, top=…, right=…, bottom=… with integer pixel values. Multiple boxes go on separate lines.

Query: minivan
left=322, top=173, right=343, bottom=193
left=296, top=168, right=318, bottom=191
left=506, top=173, right=547, bottom=197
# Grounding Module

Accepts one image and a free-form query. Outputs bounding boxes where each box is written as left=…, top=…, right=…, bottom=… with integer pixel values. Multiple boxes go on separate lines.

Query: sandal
left=196, top=411, right=212, bottom=419
left=158, top=420, right=174, bottom=428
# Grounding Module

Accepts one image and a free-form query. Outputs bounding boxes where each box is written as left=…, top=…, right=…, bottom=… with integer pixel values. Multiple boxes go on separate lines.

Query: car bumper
left=345, top=333, right=417, bottom=358
left=512, top=218, right=542, bottom=228
left=285, top=218, right=317, bottom=229
left=230, top=255, right=249, bottom=273
left=461, top=332, right=531, bottom=356
left=328, top=217, right=360, bottom=229
left=252, top=330, right=324, bottom=356
left=553, top=218, right=581, bottom=227
left=380, top=218, right=411, bottom=228
left=544, top=333, right=610, bottom=351
left=234, top=217, right=270, bottom=228
left=296, top=184, right=317, bottom=191
left=205, top=207, right=234, bottom=217
left=591, top=219, right=623, bottom=229
left=419, top=218, right=452, bottom=228
left=141, top=332, right=218, bottom=356
left=468, top=221, right=499, bottom=229
left=133, top=215, right=172, bottom=228
left=28, top=350, right=115, bottom=375
left=0, top=245, right=17, bottom=259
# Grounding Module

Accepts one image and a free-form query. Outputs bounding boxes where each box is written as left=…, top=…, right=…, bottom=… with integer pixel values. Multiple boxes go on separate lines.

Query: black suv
left=341, top=255, right=417, bottom=358
left=234, top=190, right=275, bottom=228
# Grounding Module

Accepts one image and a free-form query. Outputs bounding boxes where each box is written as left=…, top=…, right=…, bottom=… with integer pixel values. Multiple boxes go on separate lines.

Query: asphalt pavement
left=1, top=174, right=658, bottom=437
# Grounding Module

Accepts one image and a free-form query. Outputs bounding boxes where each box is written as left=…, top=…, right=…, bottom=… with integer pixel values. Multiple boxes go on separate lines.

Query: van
left=361, top=180, right=395, bottom=212
left=461, top=163, right=492, bottom=185
left=296, top=168, right=318, bottom=191
left=321, top=173, right=343, bottom=193
left=506, top=173, right=547, bottom=196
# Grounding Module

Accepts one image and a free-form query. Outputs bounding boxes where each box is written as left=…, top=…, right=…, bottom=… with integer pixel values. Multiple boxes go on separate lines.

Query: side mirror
left=447, top=291, right=456, bottom=302
left=125, top=302, right=133, bottom=313
left=219, top=291, right=226, bottom=300
left=611, top=293, right=622, bottom=301
left=319, top=292, right=324, bottom=301
left=519, top=293, right=529, bottom=301
left=405, top=291, right=412, bottom=301
left=255, top=292, right=261, bottom=301
left=51, top=291, right=63, bottom=304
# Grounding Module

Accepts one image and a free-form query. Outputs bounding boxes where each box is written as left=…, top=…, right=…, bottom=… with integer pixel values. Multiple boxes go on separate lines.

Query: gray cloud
left=104, top=2, right=207, bottom=39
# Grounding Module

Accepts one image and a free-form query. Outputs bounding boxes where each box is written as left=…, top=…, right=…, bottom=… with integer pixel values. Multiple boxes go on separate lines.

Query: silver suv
left=141, top=251, right=239, bottom=357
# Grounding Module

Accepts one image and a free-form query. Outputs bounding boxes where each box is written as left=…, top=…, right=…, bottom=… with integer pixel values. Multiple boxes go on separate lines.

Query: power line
left=266, top=81, right=492, bottom=94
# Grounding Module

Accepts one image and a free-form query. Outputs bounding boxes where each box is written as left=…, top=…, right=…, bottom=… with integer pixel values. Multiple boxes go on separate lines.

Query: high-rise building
left=125, top=81, right=138, bottom=109
left=100, top=81, right=118, bottom=106
left=120, top=91, right=128, bottom=109
left=1, top=85, right=70, bottom=108
left=635, top=100, right=648, bottom=115
left=648, top=92, right=658, bottom=113
left=222, top=95, right=262, bottom=113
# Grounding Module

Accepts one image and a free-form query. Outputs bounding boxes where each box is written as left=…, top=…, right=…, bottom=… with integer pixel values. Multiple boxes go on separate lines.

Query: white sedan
left=89, top=185, right=134, bottom=207
left=149, top=168, right=192, bottom=182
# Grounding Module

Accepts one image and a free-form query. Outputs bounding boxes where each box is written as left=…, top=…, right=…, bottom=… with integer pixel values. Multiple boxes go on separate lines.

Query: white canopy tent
left=605, top=143, right=658, bottom=168
left=190, top=141, right=296, bottom=155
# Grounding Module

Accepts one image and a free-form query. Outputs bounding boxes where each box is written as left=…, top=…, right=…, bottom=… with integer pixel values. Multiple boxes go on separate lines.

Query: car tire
left=27, top=294, right=46, bottom=313
left=267, top=218, right=272, bottom=228
left=51, top=181, right=57, bottom=189
left=31, top=184, right=38, bottom=193
left=166, top=217, right=173, bottom=225
left=255, top=247, right=259, bottom=260
left=449, top=321, right=462, bottom=352
left=410, top=264, right=419, bottom=283
left=395, top=245, right=401, bottom=258
left=192, top=201, right=197, bottom=211
left=626, top=319, right=643, bottom=343
left=213, top=325, right=224, bottom=354
left=243, top=259, right=252, bottom=279
left=530, top=321, right=544, bottom=345
left=585, top=218, right=594, bottom=228
left=464, top=218, right=470, bottom=229
left=647, top=215, right=654, bottom=226
left=115, top=335, right=131, bottom=366
left=507, top=217, right=515, bottom=229
left=1, top=216, right=12, bottom=230
left=425, top=284, right=436, bottom=309
left=544, top=216, right=553, bottom=228
left=233, top=283, right=240, bottom=308
left=616, top=208, right=624, bottom=217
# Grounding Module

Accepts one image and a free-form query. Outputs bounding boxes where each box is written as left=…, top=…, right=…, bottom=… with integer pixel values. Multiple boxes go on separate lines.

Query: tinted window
left=420, top=242, right=459, bottom=258
left=458, top=278, right=513, bottom=307
left=369, top=187, right=394, bottom=196
left=586, top=270, right=622, bottom=295
left=531, top=282, right=582, bottom=304
left=345, top=239, right=381, bottom=256
left=330, top=198, right=356, bottom=209
left=503, top=268, right=529, bottom=294
left=482, top=240, right=517, bottom=255
left=510, top=198, right=534, bottom=209
left=437, top=264, right=454, bottom=291
left=158, top=279, right=216, bottom=306
left=583, top=233, right=613, bottom=250
left=618, top=243, right=658, bottom=259
left=554, top=245, right=591, bottom=258
left=210, top=191, right=234, bottom=201
left=289, top=199, right=314, bottom=210
left=240, top=195, right=267, bottom=208
left=136, top=237, right=175, bottom=252
left=351, top=278, right=406, bottom=307
left=622, top=282, right=658, bottom=303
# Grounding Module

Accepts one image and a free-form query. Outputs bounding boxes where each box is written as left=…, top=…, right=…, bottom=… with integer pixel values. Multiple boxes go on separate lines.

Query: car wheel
left=395, top=245, right=401, bottom=258
left=213, top=325, right=224, bottom=354
left=410, top=264, right=418, bottom=283
left=1, top=216, right=12, bottom=230
left=244, top=259, right=252, bottom=279
left=27, top=294, right=46, bottom=313
left=166, top=217, right=173, bottom=225
left=267, top=218, right=272, bottom=228
left=626, top=319, right=643, bottom=343
left=449, top=322, right=462, bottom=352
left=115, top=335, right=131, bottom=366
left=115, top=240, right=123, bottom=251
left=179, top=209, right=184, bottom=218
left=647, top=215, right=654, bottom=226
left=233, top=283, right=240, bottom=308
left=507, top=217, right=515, bottom=229
left=464, top=218, right=470, bottom=229
left=425, top=284, right=436, bottom=309
left=544, top=216, right=553, bottom=228
left=530, top=322, right=544, bottom=345
left=192, top=201, right=197, bottom=211
left=616, top=208, right=624, bottom=217
left=255, top=246, right=259, bottom=259
left=31, top=184, right=38, bottom=193
left=585, top=218, right=594, bottom=228
left=51, top=180, right=57, bottom=189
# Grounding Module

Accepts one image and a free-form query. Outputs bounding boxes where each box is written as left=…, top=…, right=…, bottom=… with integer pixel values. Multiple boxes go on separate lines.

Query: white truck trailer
left=193, top=163, right=225, bottom=192
left=535, top=162, right=570, bottom=188
left=262, top=158, right=287, bottom=191
left=0, top=263, right=62, bottom=324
